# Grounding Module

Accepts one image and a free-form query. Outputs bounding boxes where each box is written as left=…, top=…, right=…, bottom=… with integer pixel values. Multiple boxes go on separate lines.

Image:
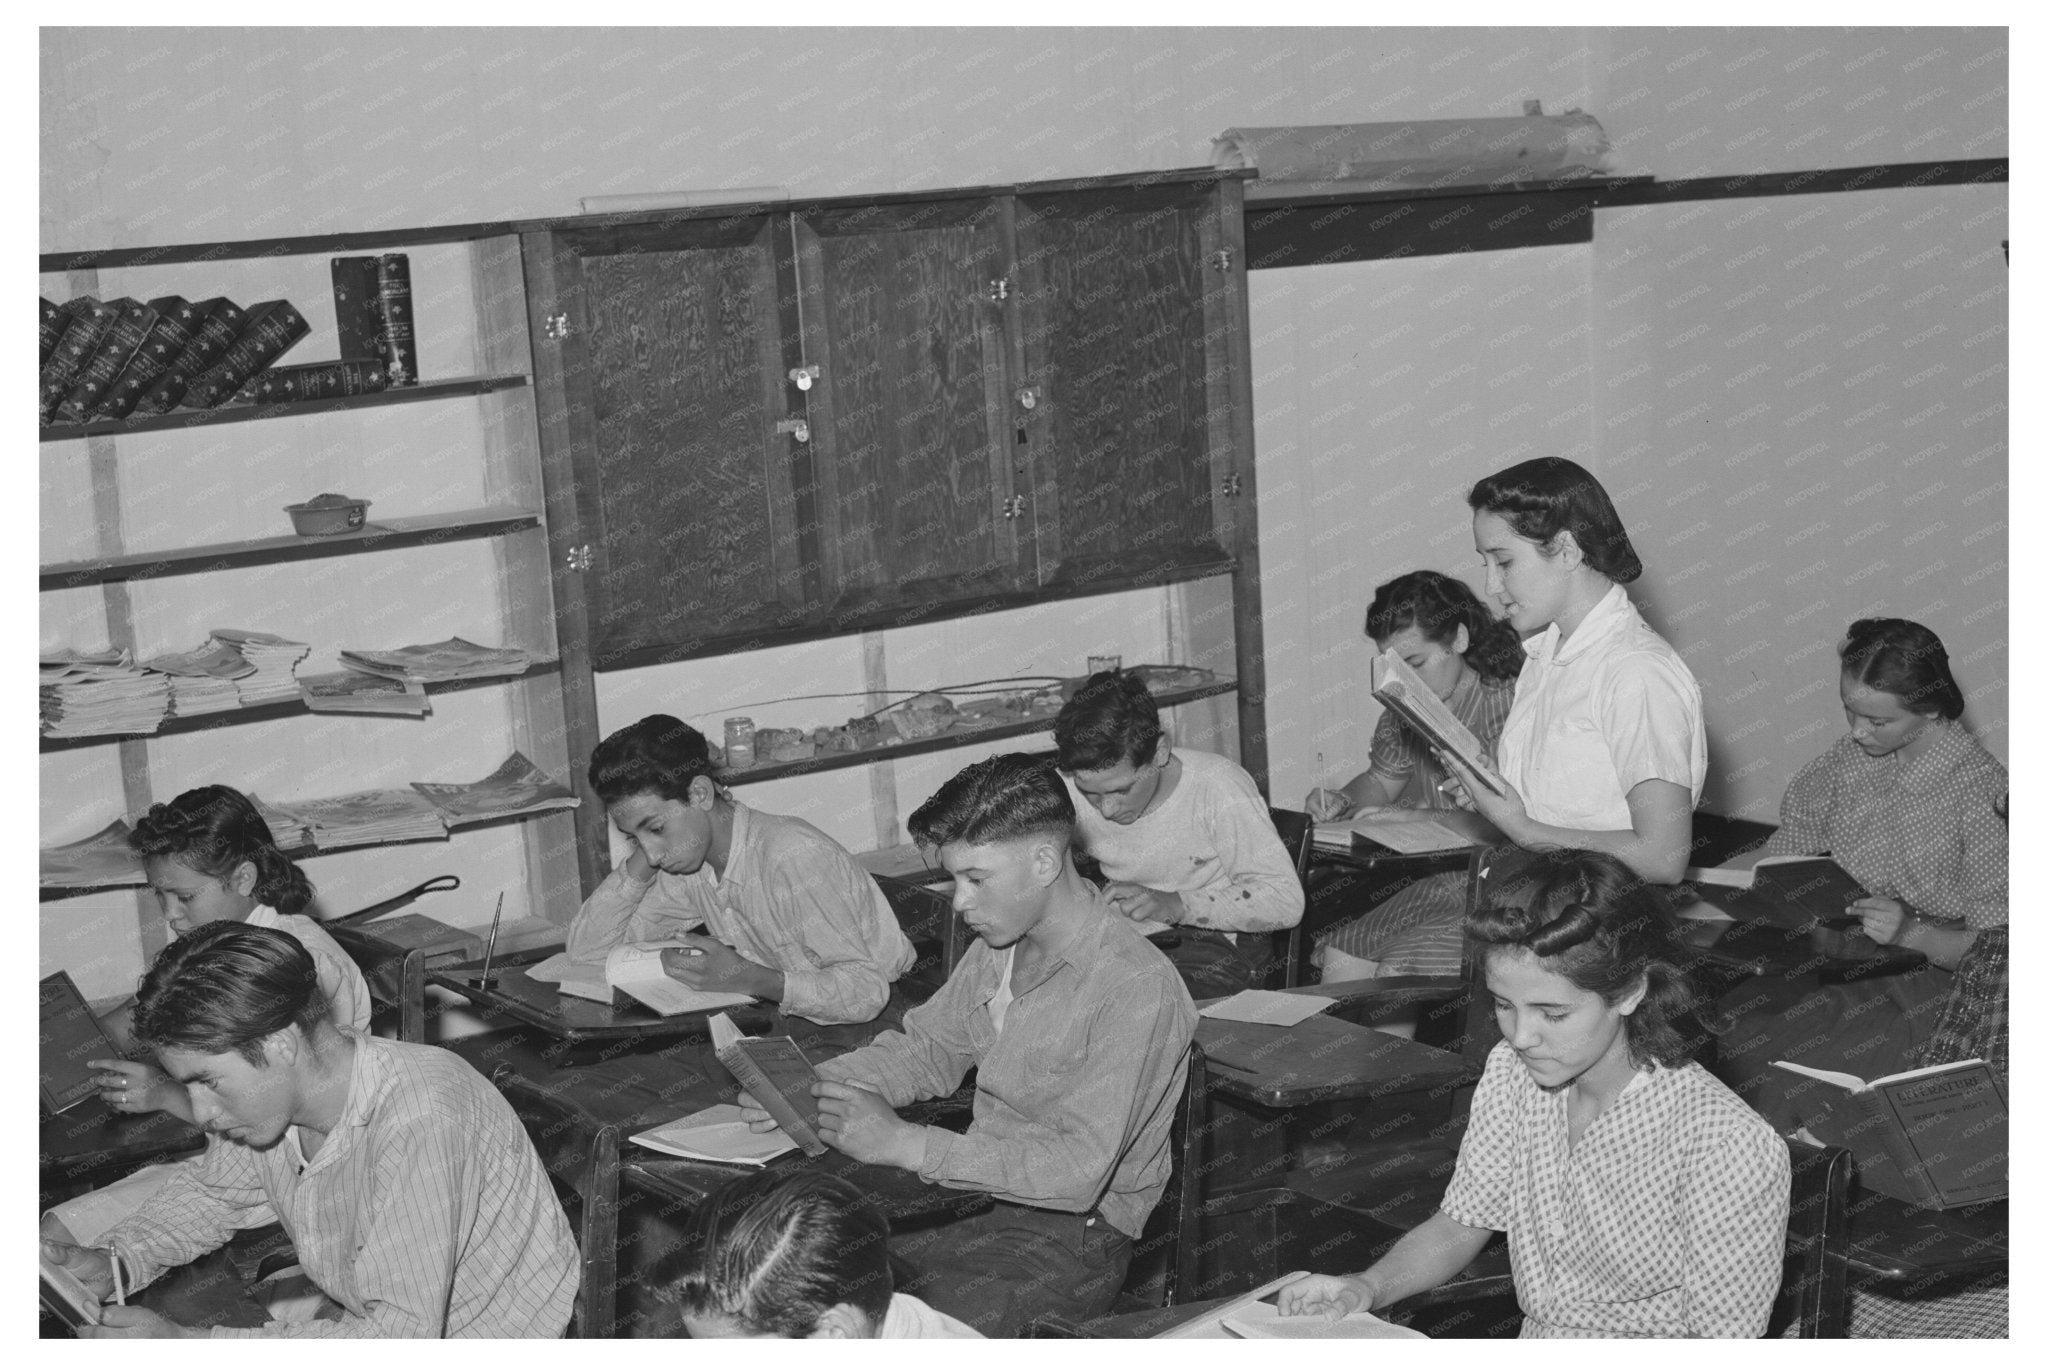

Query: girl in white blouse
left=1281, top=850, right=1789, bottom=1338
left=1322, top=458, right=1707, bottom=979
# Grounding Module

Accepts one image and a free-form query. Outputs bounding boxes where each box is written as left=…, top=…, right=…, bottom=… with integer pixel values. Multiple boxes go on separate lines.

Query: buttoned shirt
left=565, top=801, right=915, bottom=1024
left=1066, top=748, right=1304, bottom=936
left=1496, top=583, right=1706, bottom=830
left=1767, top=725, right=2007, bottom=928
left=101, top=1037, right=577, bottom=1338
left=1369, top=666, right=1516, bottom=809
left=820, top=889, right=1196, bottom=1239
left=1441, top=1040, right=1789, bottom=1338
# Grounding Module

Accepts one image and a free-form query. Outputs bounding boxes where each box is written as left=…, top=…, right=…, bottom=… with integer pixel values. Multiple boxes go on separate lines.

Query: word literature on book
left=1772, top=1057, right=2007, bottom=1209
left=1369, top=651, right=1509, bottom=796
left=709, top=1012, right=828, bottom=1156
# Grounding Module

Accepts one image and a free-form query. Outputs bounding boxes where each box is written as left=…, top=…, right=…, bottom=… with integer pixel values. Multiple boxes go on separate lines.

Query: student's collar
left=1546, top=582, right=1634, bottom=666
left=1894, top=721, right=1972, bottom=793
left=295, top=1036, right=376, bottom=1174
left=713, top=800, right=755, bottom=887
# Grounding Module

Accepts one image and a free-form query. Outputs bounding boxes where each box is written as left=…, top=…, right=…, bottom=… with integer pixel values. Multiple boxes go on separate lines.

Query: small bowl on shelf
left=284, top=493, right=370, bottom=536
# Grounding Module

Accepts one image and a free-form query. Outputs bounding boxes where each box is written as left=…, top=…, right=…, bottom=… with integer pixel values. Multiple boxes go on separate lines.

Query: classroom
left=39, top=24, right=2007, bottom=1340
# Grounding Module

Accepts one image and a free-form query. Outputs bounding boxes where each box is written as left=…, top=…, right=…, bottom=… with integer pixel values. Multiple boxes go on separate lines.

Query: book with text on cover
left=1369, top=651, right=1509, bottom=797
left=1774, top=1057, right=2006, bottom=1209
left=709, top=1011, right=828, bottom=1156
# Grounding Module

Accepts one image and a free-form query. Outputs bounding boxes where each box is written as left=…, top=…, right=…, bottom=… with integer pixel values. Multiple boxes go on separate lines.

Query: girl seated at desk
left=1318, top=457, right=1706, bottom=981
left=1305, top=569, right=1520, bottom=820
left=1713, top=618, right=2009, bottom=1131
left=44, top=785, right=370, bottom=1248
left=1280, top=850, right=1790, bottom=1338
left=677, top=1168, right=982, bottom=1339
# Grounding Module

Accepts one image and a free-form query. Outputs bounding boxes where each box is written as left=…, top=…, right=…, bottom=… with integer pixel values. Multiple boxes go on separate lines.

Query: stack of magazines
left=144, top=641, right=254, bottom=717
left=338, top=636, right=546, bottom=684
left=264, top=788, right=447, bottom=850
left=210, top=628, right=311, bottom=705
left=251, top=794, right=313, bottom=850
left=411, top=751, right=579, bottom=826
left=40, top=648, right=171, bottom=737
left=39, top=819, right=148, bottom=888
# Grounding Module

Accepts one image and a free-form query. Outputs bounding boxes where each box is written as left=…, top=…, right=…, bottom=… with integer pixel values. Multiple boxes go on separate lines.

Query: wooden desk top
left=1843, top=1189, right=2008, bottom=1281
left=41, top=1096, right=204, bottom=1182
left=1196, top=1012, right=1477, bottom=1108
left=1676, top=917, right=1925, bottom=982
left=625, top=1147, right=994, bottom=1229
left=1310, top=810, right=1502, bottom=871
left=428, top=950, right=774, bottom=1046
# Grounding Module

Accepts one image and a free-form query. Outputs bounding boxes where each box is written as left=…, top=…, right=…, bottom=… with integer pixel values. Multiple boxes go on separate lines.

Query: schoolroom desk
left=1675, top=917, right=1925, bottom=985
left=1841, top=1188, right=2007, bottom=1283
left=428, top=946, right=776, bottom=1048
left=40, top=1096, right=204, bottom=1210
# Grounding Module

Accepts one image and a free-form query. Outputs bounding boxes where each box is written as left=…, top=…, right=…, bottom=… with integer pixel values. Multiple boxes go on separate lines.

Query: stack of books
left=299, top=671, right=431, bottom=716
left=40, top=648, right=171, bottom=737
left=209, top=628, right=311, bottom=705
left=265, top=788, right=448, bottom=851
left=411, top=751, right=580, bottom=826
left=338, top=637, right=548, bottom=684
left=143, top=641, right=255, bottom=717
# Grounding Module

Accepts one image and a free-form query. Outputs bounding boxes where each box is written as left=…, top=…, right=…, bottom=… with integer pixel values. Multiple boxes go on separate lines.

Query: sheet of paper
left=608, top=943, right=754, bottom=1016
left=1156, top=1271, right=1312, bottom=1339
left=630, top=1104, right=799, bottom=1165
left=1198, top=990, right=1334, bottom=1027
left=523, top=951, right=579, bottom=983
left=1221, top=1299, right=1425, bottom=1339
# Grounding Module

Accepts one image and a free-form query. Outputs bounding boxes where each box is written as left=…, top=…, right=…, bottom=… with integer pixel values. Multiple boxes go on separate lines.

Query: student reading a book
left=675, top=1168, right=981, bottom=1338
left=741, top=752, right=1197, bottom=1336
left=41, top=922, right=578, bottom=1338
left=1053, top=669, right=1303, bottom=996
left=564, top=714, right=915, bottom=1040
left=1280, top=850, right=1789, bottom=1338
left=44, top=786, right=372, bottom=1247
left=1319, top=458, right=1706, bottom=981
left=1305, top=570, right=1520, bottom=820
left=1712, top=619, right=2009, bottom=1132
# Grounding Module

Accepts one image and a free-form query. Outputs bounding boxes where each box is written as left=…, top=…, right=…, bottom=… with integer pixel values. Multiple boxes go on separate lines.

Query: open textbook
left=1370, top=651, right=1508, bottom=796
left=1774, top=1057, right=2006, bottom=1209
left=525, top=942, right=754, bottom=1017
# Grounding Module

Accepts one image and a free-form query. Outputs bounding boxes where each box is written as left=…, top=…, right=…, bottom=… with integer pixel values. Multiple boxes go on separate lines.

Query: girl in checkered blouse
left=1281, top=850, right=1789, bottom=1338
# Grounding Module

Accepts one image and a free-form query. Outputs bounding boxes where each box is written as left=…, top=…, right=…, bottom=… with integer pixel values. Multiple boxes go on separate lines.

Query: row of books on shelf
left=40, top=635, right=549, bottom=736
left=39, top=252, right=417, bottom=426
left=39, top=751, right=578, bottom=887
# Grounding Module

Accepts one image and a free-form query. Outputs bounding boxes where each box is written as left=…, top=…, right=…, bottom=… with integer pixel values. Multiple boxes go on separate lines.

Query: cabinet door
left=539, top=215, right=812, bottom=666
left=1011, top=183, right=1238, bottom=587
left=793, top=200, right=1020, bottom=621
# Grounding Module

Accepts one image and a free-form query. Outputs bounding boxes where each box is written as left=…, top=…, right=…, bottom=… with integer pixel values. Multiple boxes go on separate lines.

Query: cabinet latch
left=1015, top=385, right=1040, bottom=411
left=565, top=544, right=593, bottom=571
left=775, top=417, right=811, bottom=444
left=986, top=277, right=1010, bottom=302
left=788, top=365, right=821, bottom=391
left=1210, top=248, right=1233, bottom=273
left=543, top=312, right=572, bottom=340
left=1222, top=473, right=1243, bottom=498
left=1000, top=494, right=1027, bottom=520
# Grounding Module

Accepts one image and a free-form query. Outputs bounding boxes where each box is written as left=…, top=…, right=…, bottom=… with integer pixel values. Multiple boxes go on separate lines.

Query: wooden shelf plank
left=39, top=660, right=561, bottom=752
left=39, top=375, right=529, bottom=443
left=41, top=221, right=524, bottom=272
left=721, top=680, right=1239, bottom=788
left=39, top=804, right=578, bottom=900
left=41, top=508, right=543, bottom=589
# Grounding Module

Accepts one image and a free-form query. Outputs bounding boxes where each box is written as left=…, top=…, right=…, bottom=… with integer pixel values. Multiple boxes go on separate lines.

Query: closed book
left=376, top=253, right=417, bottom=385
left=1691, top=855, right=1867, bottom=931
left=92, top=296, right=207, bottom=420
left=233, top=360, right=392, bottom=403
left=53, top=297, right=158, bottom=423
left=132, top=298, right=249, bottom=415
left=1774, top=1057, right=2007, bottom=1209
left=40, top=297, right=117, bottom=424
left=708, top=1011, right=828, bottom=1156
left=41, top=970, right=122, bottom=1113
left=180, top=300, right=310, bottom=408
left=330, top=255, right=385, bottom=362
left=40, top=296, right=73, bottom=366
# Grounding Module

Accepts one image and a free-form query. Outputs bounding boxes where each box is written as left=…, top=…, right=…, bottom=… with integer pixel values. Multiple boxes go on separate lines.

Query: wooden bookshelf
left=720, top=679, right=1239, bottom=787
left=39, top=374, right=529, bottom=443
left=41, top=507, right=542, bottom=588
left=39, top=660, right=561, bottom=752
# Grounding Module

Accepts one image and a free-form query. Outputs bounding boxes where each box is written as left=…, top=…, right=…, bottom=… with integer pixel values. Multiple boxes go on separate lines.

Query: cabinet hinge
left=1210, top=249, right=1234, bottom=273
left=987, top=277, right=1010, bottom=303
left=1222, top=473, right=1243, bottom=498
left=788, top=364, right=821, bottom=391
left=543, top=312, right=572, bottom=340
left=565, top=544, right=593, bottom=571
left=1001, top=494, right=1027, bottom=520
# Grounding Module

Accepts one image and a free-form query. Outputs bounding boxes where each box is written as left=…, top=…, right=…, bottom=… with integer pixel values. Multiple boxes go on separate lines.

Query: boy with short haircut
left=41, top=922, right=577, bottom=1339
left=1054, top=669, right=1304, bottom=996
left=565, top=713, right=915, bottom=1033
left=743, top=752, right=1196, bottom=1337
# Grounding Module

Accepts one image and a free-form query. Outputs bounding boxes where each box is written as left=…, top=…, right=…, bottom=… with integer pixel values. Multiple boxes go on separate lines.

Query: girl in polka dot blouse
left=1280, top=849, right=1790, bottom=1338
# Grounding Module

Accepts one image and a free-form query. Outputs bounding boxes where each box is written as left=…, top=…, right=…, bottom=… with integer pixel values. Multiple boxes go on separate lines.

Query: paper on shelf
left=1198, top=990, right=1334, bottom=1027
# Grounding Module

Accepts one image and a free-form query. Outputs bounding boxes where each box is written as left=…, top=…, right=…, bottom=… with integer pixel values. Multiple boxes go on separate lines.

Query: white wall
left=40, top=26, right=2008, bottom=996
